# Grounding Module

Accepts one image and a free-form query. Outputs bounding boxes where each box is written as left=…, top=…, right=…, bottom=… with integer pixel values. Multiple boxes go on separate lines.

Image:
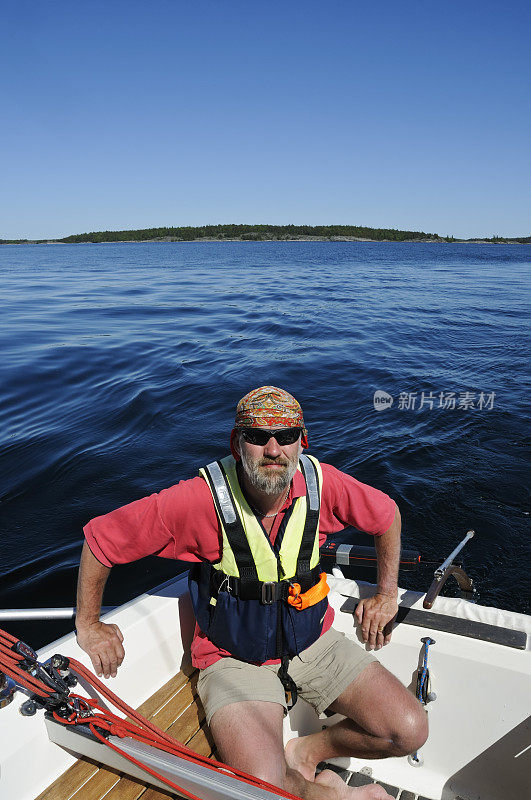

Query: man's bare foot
left=316, top=769, right=393, bottom=799
left=285, top=736, right=318, bottom=782
left=285, top=738, right=393, bottom=799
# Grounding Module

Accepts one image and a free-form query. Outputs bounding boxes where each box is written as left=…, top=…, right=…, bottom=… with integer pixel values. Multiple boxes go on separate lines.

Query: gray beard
left=240, top=447, right=300, bottom=496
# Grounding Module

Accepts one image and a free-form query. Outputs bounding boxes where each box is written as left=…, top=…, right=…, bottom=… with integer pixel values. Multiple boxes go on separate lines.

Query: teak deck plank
left=150, top=677, right=197, bottom=731
left=187, top=724, right=216, bottom=759
left=137, top=788, right=179, bottom=800
left=34, top=760, right=100, bottom=800
left=166, top=694, right=205, bottom=744
left=98, top=774, right=149, bottom=800
left=136, top=670, right=192, bottom=719
left=35, top=669, right=207, bottom=800
left=69, top=765, right=122, bottom=800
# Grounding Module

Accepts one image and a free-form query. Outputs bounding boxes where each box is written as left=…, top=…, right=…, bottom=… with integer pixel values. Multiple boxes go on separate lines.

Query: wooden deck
left=35, top=670, right=216, bottom=800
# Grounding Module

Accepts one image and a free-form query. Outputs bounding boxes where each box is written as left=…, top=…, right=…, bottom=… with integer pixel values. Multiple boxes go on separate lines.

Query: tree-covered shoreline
left=2, top=224, right=530, bottom=244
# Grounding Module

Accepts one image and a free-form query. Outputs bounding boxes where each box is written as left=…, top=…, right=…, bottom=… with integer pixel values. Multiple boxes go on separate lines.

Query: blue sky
left=2, top=0, right=530, bottom=239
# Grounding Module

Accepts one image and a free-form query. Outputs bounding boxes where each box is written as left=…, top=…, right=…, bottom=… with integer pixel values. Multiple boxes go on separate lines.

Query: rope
left=67, top=659, right=302, bottom=797
left=0, top=629, right=302, bottom=800
left=0, top=639, right=53, bottom=698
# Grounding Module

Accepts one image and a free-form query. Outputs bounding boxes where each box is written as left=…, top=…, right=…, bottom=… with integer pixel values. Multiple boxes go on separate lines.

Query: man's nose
left=263, top=435, right=281, bottom=457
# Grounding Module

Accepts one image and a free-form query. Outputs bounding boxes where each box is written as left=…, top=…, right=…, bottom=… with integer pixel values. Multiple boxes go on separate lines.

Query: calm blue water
left=1, top=241, right=529, bottom=645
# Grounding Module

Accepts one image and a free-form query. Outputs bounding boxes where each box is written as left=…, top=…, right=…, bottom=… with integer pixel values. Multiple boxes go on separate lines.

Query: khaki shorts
left=197, top=627, right=376, bottom=725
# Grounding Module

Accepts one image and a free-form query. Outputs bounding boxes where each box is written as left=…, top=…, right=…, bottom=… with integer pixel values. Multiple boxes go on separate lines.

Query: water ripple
left=0, top=241, right=529, bottom=627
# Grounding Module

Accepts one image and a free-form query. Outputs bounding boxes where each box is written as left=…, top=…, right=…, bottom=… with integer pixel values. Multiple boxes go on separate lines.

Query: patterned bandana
left=231, top=386, right=308, bottom=458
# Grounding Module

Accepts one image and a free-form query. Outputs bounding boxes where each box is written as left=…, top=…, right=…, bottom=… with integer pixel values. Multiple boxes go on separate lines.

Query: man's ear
left=230, top=428, right=241, bottom=461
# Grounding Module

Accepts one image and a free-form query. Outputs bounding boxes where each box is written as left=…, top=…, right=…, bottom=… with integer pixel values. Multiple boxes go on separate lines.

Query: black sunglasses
left=240, top=428, right=301, bottom=446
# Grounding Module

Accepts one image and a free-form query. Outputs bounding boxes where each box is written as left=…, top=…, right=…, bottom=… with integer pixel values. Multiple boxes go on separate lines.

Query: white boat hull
left=1, top=571, right=529, bottom=800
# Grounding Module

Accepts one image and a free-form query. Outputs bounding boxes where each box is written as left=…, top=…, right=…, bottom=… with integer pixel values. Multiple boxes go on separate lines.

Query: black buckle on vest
left=261, top=582, right=277, bottom=604
left=210, top=567, right=320, bottom=604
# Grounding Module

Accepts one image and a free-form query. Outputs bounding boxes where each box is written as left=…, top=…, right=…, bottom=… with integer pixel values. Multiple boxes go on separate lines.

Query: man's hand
left=355, top=592, right=398, bottom=651
left=356, top=505, right=401, bottom=650
left=76, top=621, right=125, bottom=678
left=76, top=542, right=123, bottom=677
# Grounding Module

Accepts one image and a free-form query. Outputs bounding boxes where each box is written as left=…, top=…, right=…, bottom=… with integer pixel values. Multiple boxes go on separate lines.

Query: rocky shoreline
left=2, top=236, right=526, bottom=245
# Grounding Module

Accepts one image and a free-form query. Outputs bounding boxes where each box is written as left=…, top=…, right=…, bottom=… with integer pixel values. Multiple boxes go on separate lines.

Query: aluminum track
left=45, top=717, right=287, bottom=800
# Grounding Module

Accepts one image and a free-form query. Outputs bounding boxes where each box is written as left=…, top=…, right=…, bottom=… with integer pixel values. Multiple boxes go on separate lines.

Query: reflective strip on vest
left=299, top=453, right=319, bottom=510
left=204, top=461, right=237, bottom=525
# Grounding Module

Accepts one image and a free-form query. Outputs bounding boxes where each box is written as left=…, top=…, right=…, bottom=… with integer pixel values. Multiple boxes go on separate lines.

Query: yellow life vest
left=199, top=453, right=323, bottom=583
left=188, top=453, right=327, bottom=666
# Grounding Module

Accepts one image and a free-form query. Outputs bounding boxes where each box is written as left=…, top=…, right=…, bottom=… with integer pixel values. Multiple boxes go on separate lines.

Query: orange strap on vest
left=287, top=572, right=329, bottom=611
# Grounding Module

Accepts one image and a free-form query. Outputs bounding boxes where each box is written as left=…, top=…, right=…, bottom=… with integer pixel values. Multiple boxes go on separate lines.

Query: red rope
left=68, top=659, right=180, bottom=746
left=88, top=722, right=207, bottom=800
left=0, top=629, right=18, bottom=644
left=0, top=644, right=52, bottom=698
left=67, top=659, right=302, bottom=799
left=1, top=632, right=302, bottom=800
left=53, top=696, right=301, bottom=800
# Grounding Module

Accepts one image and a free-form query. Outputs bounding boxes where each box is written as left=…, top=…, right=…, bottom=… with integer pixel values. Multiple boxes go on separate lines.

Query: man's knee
left=391, top=705, right=429, bottom=755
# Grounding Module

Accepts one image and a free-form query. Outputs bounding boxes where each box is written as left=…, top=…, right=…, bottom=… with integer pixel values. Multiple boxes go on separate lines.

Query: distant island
left=2, top=224, right=530, bottom=245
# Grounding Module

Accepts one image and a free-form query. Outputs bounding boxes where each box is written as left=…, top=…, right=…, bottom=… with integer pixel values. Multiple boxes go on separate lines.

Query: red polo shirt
left=84, top=460, right=396, bottom=668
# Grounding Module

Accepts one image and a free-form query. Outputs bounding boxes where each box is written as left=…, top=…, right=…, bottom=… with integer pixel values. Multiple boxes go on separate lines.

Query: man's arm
left=75, top=541, right=125, bottom=678
left=354, top=506, right=401, bottom=651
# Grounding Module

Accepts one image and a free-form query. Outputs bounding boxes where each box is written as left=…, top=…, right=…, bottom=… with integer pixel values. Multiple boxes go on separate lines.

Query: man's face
left=238, top=427, right=302, bottom=495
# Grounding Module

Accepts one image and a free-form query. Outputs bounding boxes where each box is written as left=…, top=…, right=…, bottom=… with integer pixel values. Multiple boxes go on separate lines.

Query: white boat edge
left=1, top=570, right=530, bottom=800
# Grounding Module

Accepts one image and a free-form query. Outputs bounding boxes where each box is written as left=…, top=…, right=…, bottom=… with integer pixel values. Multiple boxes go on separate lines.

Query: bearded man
left=76, top=386, right=427, bottom=800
